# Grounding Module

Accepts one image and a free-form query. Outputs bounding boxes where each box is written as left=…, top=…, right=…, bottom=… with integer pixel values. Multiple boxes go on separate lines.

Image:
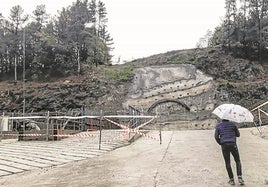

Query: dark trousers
left=221, top=142, right=242, bottom=179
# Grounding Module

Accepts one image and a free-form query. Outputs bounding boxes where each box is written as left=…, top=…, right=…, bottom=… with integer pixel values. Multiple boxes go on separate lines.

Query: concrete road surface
left=0, top=128, right=267, bottom=187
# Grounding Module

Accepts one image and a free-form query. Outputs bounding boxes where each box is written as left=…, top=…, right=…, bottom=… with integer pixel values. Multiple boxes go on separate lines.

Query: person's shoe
left=238, top=176, right=245, bottom=185
left=228, top=178, right=235, bottom=185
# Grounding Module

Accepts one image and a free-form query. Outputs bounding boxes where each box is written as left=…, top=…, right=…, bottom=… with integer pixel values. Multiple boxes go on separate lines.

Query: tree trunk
left=14, top=55, right=17, bottom=82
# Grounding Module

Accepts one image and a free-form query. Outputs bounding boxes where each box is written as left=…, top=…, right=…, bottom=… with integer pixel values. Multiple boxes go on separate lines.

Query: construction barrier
left=103, top=117, right=159, bottom=141
left=0, top=114, right=160, bottom=145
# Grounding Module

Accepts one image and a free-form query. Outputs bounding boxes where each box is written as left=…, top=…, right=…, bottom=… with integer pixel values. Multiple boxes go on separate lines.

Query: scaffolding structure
left=251, top=101, right=268, bottom=136
left=0, top=112, right=159, bottom=147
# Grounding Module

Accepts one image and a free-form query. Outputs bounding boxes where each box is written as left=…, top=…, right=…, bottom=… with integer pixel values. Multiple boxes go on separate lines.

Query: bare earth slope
left=0, top=128, right=267, bottom=187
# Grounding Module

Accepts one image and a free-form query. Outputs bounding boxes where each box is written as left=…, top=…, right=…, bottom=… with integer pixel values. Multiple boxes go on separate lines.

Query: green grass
left=104, top=64, right=135, bottom=82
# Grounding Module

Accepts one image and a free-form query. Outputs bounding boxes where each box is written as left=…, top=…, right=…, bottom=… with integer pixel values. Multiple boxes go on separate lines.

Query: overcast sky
left=0, top=0, right=226, bottom=63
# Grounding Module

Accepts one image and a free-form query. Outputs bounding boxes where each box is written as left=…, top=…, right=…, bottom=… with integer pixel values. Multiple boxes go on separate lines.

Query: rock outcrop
left=123, top=64, right=216, bottom=123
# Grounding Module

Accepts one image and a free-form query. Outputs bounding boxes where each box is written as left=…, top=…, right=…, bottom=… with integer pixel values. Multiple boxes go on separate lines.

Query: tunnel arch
left=147, top=99, right=190, bottom=113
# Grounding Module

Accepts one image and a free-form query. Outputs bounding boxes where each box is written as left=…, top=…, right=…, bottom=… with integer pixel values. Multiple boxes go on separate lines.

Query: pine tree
left=7, top=5, right=28, bottom=81
left=224, top=0, right=237, bottom=50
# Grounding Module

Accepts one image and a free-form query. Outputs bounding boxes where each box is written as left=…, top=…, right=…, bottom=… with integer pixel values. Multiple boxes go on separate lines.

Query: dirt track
left=0, top=127, right=267, bottom=187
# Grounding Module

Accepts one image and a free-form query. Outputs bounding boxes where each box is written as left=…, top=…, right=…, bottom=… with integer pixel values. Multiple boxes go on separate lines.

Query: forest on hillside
left=0, top=0, right=267, bottom=83
left=0, top=0, right=113, bottom=81
left=199, top=0, right=268, bottom=62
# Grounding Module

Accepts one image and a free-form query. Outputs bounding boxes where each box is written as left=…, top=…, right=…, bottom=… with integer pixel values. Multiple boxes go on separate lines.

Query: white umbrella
left=212, top=103, right=254, bottom=123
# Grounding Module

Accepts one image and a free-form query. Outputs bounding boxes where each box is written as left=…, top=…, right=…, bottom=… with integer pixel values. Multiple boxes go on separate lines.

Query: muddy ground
left=0, top=127, right=267, bottom=187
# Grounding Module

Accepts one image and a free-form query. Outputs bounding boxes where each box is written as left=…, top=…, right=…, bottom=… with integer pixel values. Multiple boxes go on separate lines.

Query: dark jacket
left=214, top=120, right=240, bottom=145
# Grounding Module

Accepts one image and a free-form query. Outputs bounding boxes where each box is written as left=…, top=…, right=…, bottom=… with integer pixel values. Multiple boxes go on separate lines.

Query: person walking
left=214, top=119, right=245, bottom=185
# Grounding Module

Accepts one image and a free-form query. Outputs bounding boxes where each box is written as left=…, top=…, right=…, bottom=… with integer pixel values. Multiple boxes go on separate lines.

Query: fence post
left=159, top=123, right=162, bottom=145
left=99, top=110, right=103, bottom=150
left=99, top=125, right=102, bottom=150
left=18, top=113, right=23, bottom=141
left=46, top=111, right=50, bottom=141
left=0, top=112, right=4, bottom=142
left=157, top=108, right=162, bottom=145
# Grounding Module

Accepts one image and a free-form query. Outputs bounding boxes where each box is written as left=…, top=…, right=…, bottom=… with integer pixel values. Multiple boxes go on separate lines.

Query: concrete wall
left=0, top=117, right=11, bottom=131
left=143, top=119, right=218, bottom=130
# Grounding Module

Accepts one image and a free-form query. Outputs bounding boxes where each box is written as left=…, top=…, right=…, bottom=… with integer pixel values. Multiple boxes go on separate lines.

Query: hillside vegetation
left=0, top=47, right=267, bottom=115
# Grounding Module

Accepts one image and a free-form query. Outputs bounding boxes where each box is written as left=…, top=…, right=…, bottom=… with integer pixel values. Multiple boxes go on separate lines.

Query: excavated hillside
left=0, top=47, right=267, bottom=120
left=131, top=47, right=268, bottom=109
